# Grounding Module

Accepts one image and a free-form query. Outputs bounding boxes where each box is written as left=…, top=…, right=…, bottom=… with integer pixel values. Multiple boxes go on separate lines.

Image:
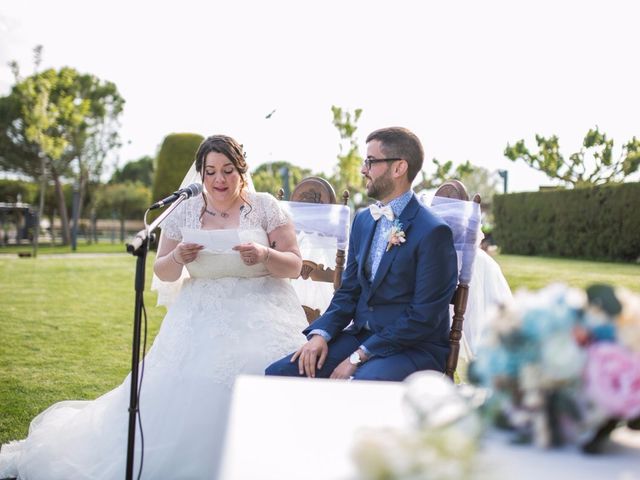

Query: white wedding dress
left=0, top=191, right=308, bottom=480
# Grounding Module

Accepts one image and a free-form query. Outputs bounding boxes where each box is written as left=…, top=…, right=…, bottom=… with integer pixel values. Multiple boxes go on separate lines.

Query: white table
left=219, top=375, right=640, bottom=480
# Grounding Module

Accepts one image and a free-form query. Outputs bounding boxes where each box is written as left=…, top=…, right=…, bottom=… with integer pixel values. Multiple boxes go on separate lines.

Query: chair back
left=432, top=180, right=482, bottom=379
left=279, top=177, right=350, bottom=323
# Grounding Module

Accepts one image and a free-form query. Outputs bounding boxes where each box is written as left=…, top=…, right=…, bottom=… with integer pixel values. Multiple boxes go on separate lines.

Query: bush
left=151, top=133, right=204, bottom=205
left=493, top=182, right=640, bottom=262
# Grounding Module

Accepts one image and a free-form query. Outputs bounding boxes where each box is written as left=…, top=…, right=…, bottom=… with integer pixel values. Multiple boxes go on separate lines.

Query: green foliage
left=504, top=127, right=640, bottom=188
left=414, top=159, right=475, bottom=191
left=110, top=156, right=154, bottom=186
left=93, top=182, right=151, bottom=241
left=329, top=106, right=365, bottom=200
left=251, top=161, right=313, bottom=197
left=0, top=179, right=73, bottom=217
left=151, top=133, right=204, bottom=204
left=1, top=64, right=124, bottom=181
left=94, top=182, right=151, bottom=220
left=493, top=182, right=640, bottom=261
left=0, top=179, right=39, bottom=204
left=458, top=166, right=500, bottom=207
left=0, top=86, right=47, bottom=179
left=1, top=52, right=125, bottom=244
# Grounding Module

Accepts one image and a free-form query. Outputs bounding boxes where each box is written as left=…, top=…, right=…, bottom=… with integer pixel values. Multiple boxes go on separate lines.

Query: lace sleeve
left=161, top=200, right=186, bottom=241
left=257, top=192, right=291, bottom=233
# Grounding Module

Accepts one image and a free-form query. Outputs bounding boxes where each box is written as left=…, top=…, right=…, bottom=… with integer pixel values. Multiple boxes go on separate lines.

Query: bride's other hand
left=233, top=242, right=268, bottom=265
left=290, top=335, right=328, bottom=378
left=173, top=242, right=204, bottom=265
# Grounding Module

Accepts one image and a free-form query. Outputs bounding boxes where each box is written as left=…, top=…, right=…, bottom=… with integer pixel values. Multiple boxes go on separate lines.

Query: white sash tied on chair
left=425, top=195, right=482, bottom=361
left=280, top=201, right=351, bottom=314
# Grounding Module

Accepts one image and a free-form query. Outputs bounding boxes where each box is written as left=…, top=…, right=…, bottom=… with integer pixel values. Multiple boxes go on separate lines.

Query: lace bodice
left=161, top=191, right=290, bottom=280
left=162, top=191, right=289, bottom=240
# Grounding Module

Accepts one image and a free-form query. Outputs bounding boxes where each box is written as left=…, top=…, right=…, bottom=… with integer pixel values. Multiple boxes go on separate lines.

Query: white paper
left=180, top=227, right=241, bottom=253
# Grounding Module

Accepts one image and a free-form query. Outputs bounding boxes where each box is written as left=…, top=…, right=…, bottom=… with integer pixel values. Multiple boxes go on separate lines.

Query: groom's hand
left=290, top=335, right=328, bottom=378
left=329, top=359, right=358, bottom=380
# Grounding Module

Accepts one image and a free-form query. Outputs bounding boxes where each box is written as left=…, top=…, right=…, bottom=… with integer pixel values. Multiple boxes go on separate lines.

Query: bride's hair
left=194, top=135, right=251, bottom=218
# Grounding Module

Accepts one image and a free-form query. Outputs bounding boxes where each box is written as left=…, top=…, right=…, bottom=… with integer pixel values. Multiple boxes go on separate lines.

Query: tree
left=251, top=161, right=313, bottom=197
left=457, top=166, right=500, bottom=205
left=110, top=156, right=154, bottom=186
left=0, top=57, right=125, bottom=244
left=413, top=159, right=475, bottom=192
left=329, top=106, right=365, bottom=201
left=93, top=182, right=151, bottom=242
left=504, top=127, right=640, bottom=188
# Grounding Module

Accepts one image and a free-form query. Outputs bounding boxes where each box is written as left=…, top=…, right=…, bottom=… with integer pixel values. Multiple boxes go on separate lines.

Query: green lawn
left=0, top=241, right=130, bottom=255
left=0, top=252, right=639, bottom=443
left=0, top=253, right=164, bottom=443
left=495, top=254, right=640, bottom=292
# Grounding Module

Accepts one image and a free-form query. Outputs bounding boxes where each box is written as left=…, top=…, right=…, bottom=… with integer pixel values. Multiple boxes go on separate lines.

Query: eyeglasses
left=362, top=157, right=402, bottom=170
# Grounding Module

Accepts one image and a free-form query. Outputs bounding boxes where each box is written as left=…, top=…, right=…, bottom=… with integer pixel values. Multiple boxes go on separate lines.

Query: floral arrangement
left=351, top=371, right=483, bottom=480
left=469, top=283, right=640, bottom=452
left=386, top=220, right=406, bottom=252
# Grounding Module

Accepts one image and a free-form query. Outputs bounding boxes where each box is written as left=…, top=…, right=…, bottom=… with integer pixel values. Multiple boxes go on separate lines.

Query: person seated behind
left=266, top=127, right=458, bottom=381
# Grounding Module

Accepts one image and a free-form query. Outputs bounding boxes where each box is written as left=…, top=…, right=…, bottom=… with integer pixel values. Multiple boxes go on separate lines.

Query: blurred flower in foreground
left=352, top=371, right=484, bottom=480
left=469, top=283, right=640, bottom=452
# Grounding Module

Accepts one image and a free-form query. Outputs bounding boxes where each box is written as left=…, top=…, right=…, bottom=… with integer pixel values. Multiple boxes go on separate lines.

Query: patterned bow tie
left=369, top=203, right=395, bottom=222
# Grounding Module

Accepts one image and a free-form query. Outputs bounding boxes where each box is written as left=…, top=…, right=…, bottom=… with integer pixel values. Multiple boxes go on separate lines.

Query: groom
left=265, top=127, right=458, bottom=381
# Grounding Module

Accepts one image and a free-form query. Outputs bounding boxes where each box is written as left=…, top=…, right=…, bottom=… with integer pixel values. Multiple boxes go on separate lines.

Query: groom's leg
left=353, top=349, right=440, bottom=382
left=265, top=332, right=361, bottom=378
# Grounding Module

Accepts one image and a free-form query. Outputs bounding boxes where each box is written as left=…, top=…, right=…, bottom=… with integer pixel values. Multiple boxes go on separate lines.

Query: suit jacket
left=303, top=193, right=458, bottom=369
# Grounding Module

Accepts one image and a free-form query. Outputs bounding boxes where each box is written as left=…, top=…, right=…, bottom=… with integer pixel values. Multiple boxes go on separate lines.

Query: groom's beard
left=365, top=168, right=394, bottom=201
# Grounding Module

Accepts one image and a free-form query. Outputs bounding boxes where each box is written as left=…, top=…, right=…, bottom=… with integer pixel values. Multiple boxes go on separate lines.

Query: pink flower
left=583, top=343, right=640, bottom=419
left=386, top=221, right=406, bottom=252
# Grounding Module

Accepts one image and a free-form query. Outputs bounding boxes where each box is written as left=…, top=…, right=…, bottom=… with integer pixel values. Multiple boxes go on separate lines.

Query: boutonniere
left=386, top=220, right=406, bottom=251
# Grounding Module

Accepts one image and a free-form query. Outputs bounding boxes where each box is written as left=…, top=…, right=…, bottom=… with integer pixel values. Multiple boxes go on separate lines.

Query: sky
left=1, top=0, right=639, bottom=193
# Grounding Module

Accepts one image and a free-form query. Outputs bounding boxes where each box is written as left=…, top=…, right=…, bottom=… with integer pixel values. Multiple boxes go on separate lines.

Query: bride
left=0, top=134, right=308, bottom=479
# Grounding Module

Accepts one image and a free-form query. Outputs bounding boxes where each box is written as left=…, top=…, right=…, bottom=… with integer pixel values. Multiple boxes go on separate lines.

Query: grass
left=0, top=253, right=164, bottom=443
left=495, top=254, right=640, bottom=292
left=0, top=241, right=131, bottom=255
left=1, top=252, right=639, bottom=443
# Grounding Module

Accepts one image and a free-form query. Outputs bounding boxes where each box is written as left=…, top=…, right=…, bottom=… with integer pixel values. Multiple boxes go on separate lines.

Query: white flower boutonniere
left=386, top=220, right=406, bottom=252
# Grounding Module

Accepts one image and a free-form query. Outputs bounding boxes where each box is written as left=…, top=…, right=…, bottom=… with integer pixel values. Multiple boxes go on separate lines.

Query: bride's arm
left=262, top=221, right=302, bottom=278
left=153, top=232, right=203, bottom=281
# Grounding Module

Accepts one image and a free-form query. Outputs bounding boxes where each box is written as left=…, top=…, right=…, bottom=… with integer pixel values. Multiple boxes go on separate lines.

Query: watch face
left=349, top=352, right=361, bottom=365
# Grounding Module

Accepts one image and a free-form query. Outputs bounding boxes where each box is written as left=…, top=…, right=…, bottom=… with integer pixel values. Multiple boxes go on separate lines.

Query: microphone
left=149, top=183, right=203, bottom=210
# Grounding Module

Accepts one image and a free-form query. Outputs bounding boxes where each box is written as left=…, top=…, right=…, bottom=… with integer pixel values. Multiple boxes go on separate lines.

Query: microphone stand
left=124, top=195, right=187, bottom=480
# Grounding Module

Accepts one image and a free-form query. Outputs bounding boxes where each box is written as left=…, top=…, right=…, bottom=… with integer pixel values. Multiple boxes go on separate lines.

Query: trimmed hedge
left=151, top=133, right=204, bottom=205
left=493, top=182, right=640, bottom=262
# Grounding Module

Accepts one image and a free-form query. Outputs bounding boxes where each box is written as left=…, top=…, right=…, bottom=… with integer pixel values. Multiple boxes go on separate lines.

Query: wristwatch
left=349, top=351, right=363, bottom=366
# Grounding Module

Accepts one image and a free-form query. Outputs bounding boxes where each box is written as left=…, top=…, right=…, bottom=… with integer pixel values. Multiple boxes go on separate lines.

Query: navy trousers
left=265, top=330, right=441, bottom=381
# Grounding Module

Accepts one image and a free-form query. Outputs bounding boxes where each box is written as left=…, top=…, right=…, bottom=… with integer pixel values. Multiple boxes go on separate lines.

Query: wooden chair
left=433, top=180, right=482, bottom=380
left=278, top=177, right=350, bottom=323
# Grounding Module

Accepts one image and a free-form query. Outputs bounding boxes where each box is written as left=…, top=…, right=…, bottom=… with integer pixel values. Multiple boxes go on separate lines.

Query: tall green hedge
left=151, top=133, right=204, bottom=205
left=493, top=182, right=640, bottom=262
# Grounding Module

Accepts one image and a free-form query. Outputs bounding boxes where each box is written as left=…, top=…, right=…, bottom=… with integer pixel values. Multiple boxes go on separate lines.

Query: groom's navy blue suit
left=266, top=193, right=458, bottom=381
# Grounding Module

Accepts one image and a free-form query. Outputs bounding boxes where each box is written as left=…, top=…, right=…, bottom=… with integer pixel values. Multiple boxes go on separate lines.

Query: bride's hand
left=173, top=242, right=203, bottom=265
left=233, top=242, right=268, bottom=266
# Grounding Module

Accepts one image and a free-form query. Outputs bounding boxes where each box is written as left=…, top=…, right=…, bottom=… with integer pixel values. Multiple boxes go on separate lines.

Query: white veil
left=150, top=161, right=256, bottom=307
